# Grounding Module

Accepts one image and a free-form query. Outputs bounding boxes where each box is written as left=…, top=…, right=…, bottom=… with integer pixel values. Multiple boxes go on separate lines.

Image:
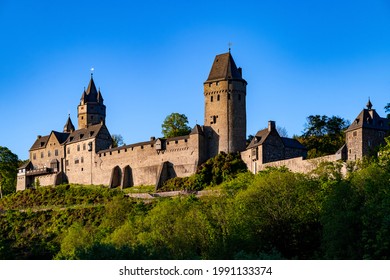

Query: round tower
left=203, top=52, right=247, bottom=157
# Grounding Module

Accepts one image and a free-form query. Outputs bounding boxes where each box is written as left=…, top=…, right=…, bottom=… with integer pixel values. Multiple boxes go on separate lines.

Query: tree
left=297, top=115, right=350, bottom=158
left=385, top=103, right=390, bottom=119
left=161, top=113, right=191, bottom=138
left=111, top=134, right=125, bottom=148
left=0, top=146, right=19, bottom=197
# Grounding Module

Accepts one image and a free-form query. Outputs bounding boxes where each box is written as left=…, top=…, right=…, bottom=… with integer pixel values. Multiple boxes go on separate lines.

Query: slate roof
left=30, top=135, right=50, bottom=151
left=345, top=108, right=389, bottom=132
left=246, top=128, right=271, bottom=149
left=64, top=123, right=105, bottom=144
left=190, top=124, right=204, bottom=135
left=205, top=52, right=245, bottom=82
left=281, top=137, right=307, bottom=150
left=63, top=115, right=75, bottom=133
left=80, top=76, right=104, bottom=104
left=246, top=128, right=306, bottom=151
left=52, top=131, right=70, bottom=144
left=29, top=130, right=70, bottom=151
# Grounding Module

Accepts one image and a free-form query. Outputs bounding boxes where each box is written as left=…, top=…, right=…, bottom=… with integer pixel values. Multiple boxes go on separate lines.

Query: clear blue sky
left=1, top=0, right=390, bottom=160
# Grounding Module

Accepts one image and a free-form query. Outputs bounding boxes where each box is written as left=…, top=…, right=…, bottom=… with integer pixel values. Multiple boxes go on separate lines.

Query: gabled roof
left=64, top=123, right=105, bottom=144
left=52, top=131, right=70, bottom=144
left=205, top=52, right=245, bottom=82
left=30, top=135, right=50, bottom=151
left=281, top=137, right=307, bottom=150
left=246, top=128, right=271, bottom=149
left=346, top=108, right=389, bottom=132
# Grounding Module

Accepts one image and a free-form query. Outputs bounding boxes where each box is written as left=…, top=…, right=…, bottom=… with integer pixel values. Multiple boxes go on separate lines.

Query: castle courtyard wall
left=92, top=134, right=204, bottom=187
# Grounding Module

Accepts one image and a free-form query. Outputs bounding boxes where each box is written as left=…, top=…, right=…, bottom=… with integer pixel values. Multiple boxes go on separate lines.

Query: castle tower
left=204, top=52, right=247, bottom=156
left=77, top=75, right=106, bottom=129
left=345, top=99, right=389, bottom=160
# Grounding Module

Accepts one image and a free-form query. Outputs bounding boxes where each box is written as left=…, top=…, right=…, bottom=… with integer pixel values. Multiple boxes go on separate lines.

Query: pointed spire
left=367, top=98, right=373, bottom=110
left=206, top=52, right=243, bottom=82
left=97, top=88, right=104, bottom=104
left=63, top=114, right=75, bottom=133
left=85, top=76, right=98, bottom=102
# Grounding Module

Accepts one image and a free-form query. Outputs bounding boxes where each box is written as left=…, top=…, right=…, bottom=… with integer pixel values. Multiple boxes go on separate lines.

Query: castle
left=17, top=52, right=389, bottom=191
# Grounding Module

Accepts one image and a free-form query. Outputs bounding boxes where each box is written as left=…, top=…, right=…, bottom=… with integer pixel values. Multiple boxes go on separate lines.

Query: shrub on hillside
left=160, top=152, right=247, bottom=192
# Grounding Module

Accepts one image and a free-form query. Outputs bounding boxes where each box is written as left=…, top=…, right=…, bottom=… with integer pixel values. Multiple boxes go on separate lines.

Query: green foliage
left=111, top=134, right=124, bottom=148
left=161, top=112, right=191, bottom=138
left=160, top=152, right=247, bottom=191
left=3, top=145, right=390, bottom=260
left=0, top=146, right=19, bottom=197
left=297, top=115, right=350, bottom=158
left=0, top=184, right=121, bottom=210
left=233, top=168, right=325, bottom=259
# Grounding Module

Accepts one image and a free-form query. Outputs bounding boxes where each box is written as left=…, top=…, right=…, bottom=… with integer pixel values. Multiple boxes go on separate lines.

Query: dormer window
left=89, top=131, right=94, bottom=137
left=80, top=134, right=84, bottom=139
left=40, top=142, right=45, bottom=147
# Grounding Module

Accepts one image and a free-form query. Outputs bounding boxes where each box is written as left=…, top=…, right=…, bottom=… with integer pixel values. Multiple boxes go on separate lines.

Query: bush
left=161, top=152, right=247, bottom=191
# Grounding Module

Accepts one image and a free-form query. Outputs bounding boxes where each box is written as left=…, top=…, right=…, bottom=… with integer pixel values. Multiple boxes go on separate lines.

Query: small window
left=83, top=143, right=86, bottom=150
left=353, top=131, right=357, bottom=137
left=48, top=151, right=51, bottom=157
left=175, top=140, right=178, bottom=144
left=213, top=115, right=218, bottom=124
left=209, top=83, right=212, bottom=87
left=118, top=150, right=120, bottom=154
left=41, top=152, right=44, bottom=158
left=33, top=153, right=36, bottom=160
left=211, top=96, right=213, bottom=102
left=65, top=160, right=69, bottom=166
left=81, top=157, right=84, bottom=163
left=77, top=145, right=80, bottom=151
left=81, top=116, right=84, bottom=120
left=216, top=81, right=219, bottom=86
left=55, top=149, right=58, bottom=156
left=80, top=134, right=84, bottom=139
left=184, top=139, right=187, bottom=143
left=141, top=145, right=144, bottom=149
left=75, top=158, right=79, bottom=164
left=228, top=93, right=231, bottom=100
left=67, top=148, right=70, bottom=154
left=217, top=95, right=220, bottom=101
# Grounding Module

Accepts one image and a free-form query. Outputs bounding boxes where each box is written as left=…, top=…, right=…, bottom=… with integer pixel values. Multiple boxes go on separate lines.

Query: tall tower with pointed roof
left=77, top=76, right=106, bottom=129
left=204, top=52, right=247, bottom=156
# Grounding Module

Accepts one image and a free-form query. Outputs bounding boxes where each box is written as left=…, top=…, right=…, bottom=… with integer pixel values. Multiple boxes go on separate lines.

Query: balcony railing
left=26, top=167, right=53, bottom=176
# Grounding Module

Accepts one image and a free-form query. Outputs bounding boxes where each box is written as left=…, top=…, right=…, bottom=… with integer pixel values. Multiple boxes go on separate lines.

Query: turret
left=63, top=115, right=75, bottom=133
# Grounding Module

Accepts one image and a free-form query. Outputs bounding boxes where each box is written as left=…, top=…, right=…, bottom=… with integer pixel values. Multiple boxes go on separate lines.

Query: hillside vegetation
left=2, top=141, right=390, bottom=260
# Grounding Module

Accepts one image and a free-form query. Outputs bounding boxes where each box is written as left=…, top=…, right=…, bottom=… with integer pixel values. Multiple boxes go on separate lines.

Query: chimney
left=268, top=121, right=276, bottom=132
left=37, top=135, right=42, bottom=139
left=150, top=136, right=156, bottom=141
